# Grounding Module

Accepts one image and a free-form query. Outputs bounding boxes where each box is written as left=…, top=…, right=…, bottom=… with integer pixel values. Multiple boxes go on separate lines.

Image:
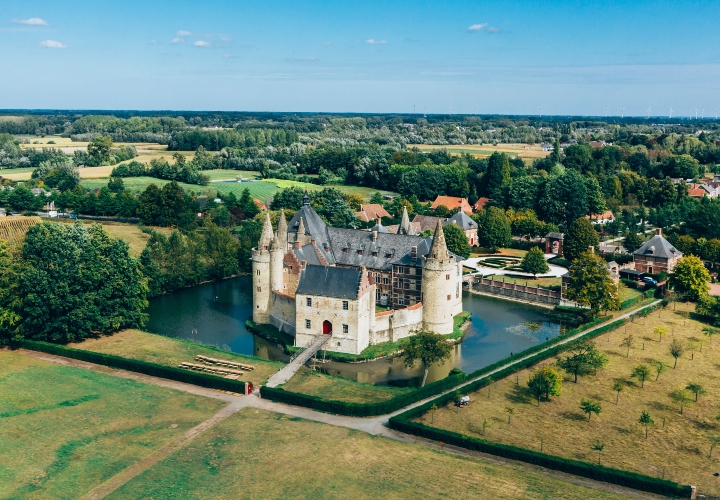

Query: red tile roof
left=431, top=196, right=473, bottom=214
left=355, top=204, right=391, bottom=222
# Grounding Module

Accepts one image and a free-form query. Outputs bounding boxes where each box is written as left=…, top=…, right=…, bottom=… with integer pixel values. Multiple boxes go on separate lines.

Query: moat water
left=145, top=276, right=571, bottom=386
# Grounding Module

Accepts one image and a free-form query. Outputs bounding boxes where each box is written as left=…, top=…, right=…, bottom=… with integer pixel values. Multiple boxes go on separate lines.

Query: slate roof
left=296, top=264, right=362, bottom=299
left=446, top=210, right=478, bottom=231
left=287, top=201, right=335, bottom=263
left=327, top=227, right=429, bottom=271
left=292, top=243, right=323, bottom=266
left=633, top=234, right=682, bottom=259
left=545, top=232, right=564, bottom=240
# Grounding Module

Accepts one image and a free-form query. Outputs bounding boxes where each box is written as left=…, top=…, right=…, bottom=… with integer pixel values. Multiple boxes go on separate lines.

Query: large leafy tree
left=442, top=223, right=471, bottom=259
left=538, top=169, right=588, bottom=226
left=16, top=222, right=148, bottom=343
left=557, top=340, right=607, bottom=383
left=669, top=255, right=710, bottom=301
left=86, top=136, right=114, bottom=166
left=527, top=365, right=562, bottom=405
left=520, top=246, right=549, bottom=277
left=481, top=152, right=511, bottom=197
left=623, top=230, right=643, bottom=253
left=476, top=207, right=512, bottom=253
left=564, top=251, right=620, bottom=316
left=402, top=330, right=453, bottom=387
left=0, top=241, right=21, bottom=344
left=564, top=217, right=600, bottom=262
left=32, top=156, right=80, bottom=191
left=7, top=185, right=43, bottom=212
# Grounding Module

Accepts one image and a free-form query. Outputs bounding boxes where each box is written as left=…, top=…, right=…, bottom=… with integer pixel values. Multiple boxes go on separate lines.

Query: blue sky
left=2, top=0, right=719, bottom=116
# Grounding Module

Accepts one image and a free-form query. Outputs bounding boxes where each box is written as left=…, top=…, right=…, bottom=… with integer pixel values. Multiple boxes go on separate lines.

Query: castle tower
left=277, top=209, right=288, bottom=249
left=252, top=212, right=274, bottom=323
left=269, top=224, right=285, bottom=295
left=398, top=206, right=414, bottom=235
left=421, top=220, right=456, bottom=334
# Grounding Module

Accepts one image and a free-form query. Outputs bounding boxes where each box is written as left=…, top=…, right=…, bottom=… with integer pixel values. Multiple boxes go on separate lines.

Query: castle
left=252, top=195, right=464, bottom=355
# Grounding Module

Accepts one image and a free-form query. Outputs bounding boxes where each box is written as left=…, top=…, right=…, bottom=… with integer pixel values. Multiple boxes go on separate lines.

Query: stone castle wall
left=371, top=303, right=424, bottom=344
left=269, top=291, right=297, bottom=335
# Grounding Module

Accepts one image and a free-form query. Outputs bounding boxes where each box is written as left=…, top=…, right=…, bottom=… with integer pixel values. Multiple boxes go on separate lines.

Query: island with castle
left=251, top=195, right=464, bottom=355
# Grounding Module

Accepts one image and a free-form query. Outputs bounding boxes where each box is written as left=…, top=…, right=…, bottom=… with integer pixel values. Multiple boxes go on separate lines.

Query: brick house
left=633, top=228, right=682, bottom=274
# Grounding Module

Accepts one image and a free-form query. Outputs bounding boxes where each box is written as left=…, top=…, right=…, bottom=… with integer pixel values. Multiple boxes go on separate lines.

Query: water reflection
left=145, top=277, right=568, bottom=386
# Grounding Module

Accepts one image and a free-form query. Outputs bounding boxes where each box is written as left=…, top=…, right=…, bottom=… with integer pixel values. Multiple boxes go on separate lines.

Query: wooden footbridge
left=265, top=335, right=331, bottom=388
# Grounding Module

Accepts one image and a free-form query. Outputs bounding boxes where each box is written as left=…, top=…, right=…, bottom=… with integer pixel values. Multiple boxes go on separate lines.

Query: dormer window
left=372, top=251, right=378, bottom=257
left=343, top=248, right=348, bottom=253
left=358, top=250, right=363, bottom=255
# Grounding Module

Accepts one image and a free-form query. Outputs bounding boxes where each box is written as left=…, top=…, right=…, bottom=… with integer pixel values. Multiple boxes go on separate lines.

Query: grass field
left=47, top=219, right=168, bottom=256
left=0, top=349, right=224, bottom=499
left=418, top=301, right=720, bottom=495
left=69, top=329, right=285, bottom=387
left=409, top=143, right=552, bottom=161
left=108, top=408, right=633, bottom=500
left=282, top=368, right=413, bottom=403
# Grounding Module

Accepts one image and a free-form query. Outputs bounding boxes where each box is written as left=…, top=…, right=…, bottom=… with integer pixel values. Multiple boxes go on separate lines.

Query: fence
left=470, top=276, right=561, bottom=306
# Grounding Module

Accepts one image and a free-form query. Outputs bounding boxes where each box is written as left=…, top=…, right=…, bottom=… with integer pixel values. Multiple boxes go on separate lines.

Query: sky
left=1, top=0, right=719, bottom=116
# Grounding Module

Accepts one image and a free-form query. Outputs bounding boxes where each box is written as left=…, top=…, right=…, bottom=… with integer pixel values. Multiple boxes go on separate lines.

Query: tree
left=591, top=441, right=605, bottom=465
left=520, top=246, right=549, bottom=277
left=639, top=411, right=654, bottom=438
left=0, top=241, right=21, bottom=345
left=429, top=403, right=438, bottom=424
left=653, top=360, right=666, bottom=381
left=481, top=152, right=511, bottom=197
left=669, top=255, right=710, bottom=301
left=685, top=382, right=706, bottom=402
left=136, top=183, right=163, bottom=225
left=238, top=187, right=260, bottom=220
left=107, top=176, right=125, bottom=193
left=669, top=388, right=693, bottom=414
left=631, top=365, right=651, bottom=388
left=623, top=230, right=643, bottom=253
left=564, top=251, right=620, bottom=317
left=612, top=380, right=624, bottom=405
left=16, top=222, right=148, bottom=342
left=654, top=326, right=667, bottom=342
left=709, top=436, right=720, bottom=459
left=476, top=207, right=512, bottom=252
left=32, top=157, right=80, bottom=191
left=620, top=335, right=635, bottom=357
left=580, top=399, right=602, bottom=421
left=557, top=340, right=605, bottom=383
left=443, top=223, right=471, bottom=259
left=669, top=338, right=685, bottom=368
left=563, top=217, right=600, bottom=262
left=505, top=406, right=514, bottom=424
left=86, top=136, right=113, bottom=166
left=402, top=330, right=453, bottom=387
left=7, top=185, right=43, bottom=212
left=527, top=365, right=562, bottom=406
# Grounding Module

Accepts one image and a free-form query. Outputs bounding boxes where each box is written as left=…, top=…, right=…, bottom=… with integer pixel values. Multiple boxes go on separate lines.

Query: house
left=445, top=209, right=479, bottom=246
left=688, top=186, right=707, bottom=199
left=541, top=144, right=554, bottom=152
left=589, top=141, right=606, bottom=148
left=472, top=197, right=490, bottom=212
left=430, top=196, right=473, bottom=214
left=355, top=204, right=391, bottom=223
left=632, top=228, right=682, bottom=274
left=30, top=188, right=51, bottom=197
left=545, top=232, right=564, bottom=255
left=585, top=210, right=615, bottom=224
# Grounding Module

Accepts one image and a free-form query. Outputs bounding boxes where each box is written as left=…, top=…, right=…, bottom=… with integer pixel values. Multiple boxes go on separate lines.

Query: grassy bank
left=69, top=329, right=284, bottom=387
left=0, top=350, right=224, bottom=499
left=107, top=408, right=632, bottom=500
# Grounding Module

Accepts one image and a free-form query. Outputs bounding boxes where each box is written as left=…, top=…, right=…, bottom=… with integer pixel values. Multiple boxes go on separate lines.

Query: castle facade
left=251, top=197, right=464, bottom=355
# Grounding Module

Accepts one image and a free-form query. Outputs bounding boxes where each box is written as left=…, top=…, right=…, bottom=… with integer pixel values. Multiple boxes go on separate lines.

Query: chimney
left=301, top=260, right=307, bottom=269
left=294, top=241, right=301, bottom=249
left=372, top=231, right=378, bottom=242
left=656, top=228, right=662, bottom=236
left=587, top=246, right=595, bottom=254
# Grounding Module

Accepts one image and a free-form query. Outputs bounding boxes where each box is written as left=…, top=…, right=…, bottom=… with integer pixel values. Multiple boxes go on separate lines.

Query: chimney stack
left=372, top=231, right=377, bottom=242
left=656, top=228, right=662, bottom=236
left=587, top=246, right=595, bottom=254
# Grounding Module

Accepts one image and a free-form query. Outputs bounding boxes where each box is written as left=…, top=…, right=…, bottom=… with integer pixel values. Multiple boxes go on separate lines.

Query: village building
left=355, top=203, right=391, bottom=222
left=472, top=197, right=490, bottom=212
left=387, top=207, right=478, bottom=245
left=545, top=232, right=564, bottom=255
left=430, top=195, right=473, bottom=214
left=585, top=210, right=615, bottom=224
left=252, top=195, right=464, bottom=355
left=632, top=228, right=682, bottom=274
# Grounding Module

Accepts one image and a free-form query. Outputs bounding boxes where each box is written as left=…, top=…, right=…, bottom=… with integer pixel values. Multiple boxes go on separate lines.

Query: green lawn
left=69, top=329, right=285, bottom=387
left=0, top=350, right=224, bottom=499
left=0, top=166, right=36, bottom=175
left=108, top=408, right=632, bottom=500
left=282, top=368, right=413, bottom=403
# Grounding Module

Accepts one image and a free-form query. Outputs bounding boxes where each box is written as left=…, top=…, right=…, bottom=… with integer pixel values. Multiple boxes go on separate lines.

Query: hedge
left=388, top=418, right=692, bottom=498
left=548, top=255, right=571, bottom=268
left=508, top=239, right=545, bottom=251
left=18, top=340, right=248, bottom=394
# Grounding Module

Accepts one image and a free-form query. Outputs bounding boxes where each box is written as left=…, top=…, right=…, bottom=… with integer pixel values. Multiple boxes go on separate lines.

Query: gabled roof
left=326, top=227, right=429, bottom=271
left=446, top=210, right=478, bottom=231
left=431, top=196, right=473, bottom=214
left=296, top=265, right=362, bottom=299
left=633, top=234, right=682, bottom=259
left=545, top=232, right=564, bottom=240
left=355, top=204, right=391, bottom=222
left=473, top=197, right=490, bottom=211
left=412, top=214, right=443, bottom=233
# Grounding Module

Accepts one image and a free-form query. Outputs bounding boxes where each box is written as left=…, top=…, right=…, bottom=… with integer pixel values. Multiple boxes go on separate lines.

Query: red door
left=322, top=320, right=332, bottom=335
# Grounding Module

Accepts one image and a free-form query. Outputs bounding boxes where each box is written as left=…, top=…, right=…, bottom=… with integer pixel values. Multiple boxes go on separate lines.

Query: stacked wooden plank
left=178, top=362, right=244, bottom=379
left=195, top=355, right=254, bottom=371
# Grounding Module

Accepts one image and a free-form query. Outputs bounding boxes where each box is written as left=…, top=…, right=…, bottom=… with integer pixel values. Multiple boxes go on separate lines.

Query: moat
left=145, top=276, right=573, bottom=386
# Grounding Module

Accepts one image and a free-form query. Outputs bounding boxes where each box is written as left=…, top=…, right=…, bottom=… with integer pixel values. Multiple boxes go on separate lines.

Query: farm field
left=70, top=329, right=284, bottom=387
left=47, top=220, right=168, bottom=256
left=0, top=349, right=224, bottom=499
left=409, top=143, right=551, bottom=160
left=417, top=301, right=720, bottom=496
left=281, top=368, right=413, bottom=403
left=108, top=407, right=633, bottom=500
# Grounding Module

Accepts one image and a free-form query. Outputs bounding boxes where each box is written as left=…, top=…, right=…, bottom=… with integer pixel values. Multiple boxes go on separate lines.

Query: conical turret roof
left=428, top=219, right=450, bottom=261
left=258, top=211, right=274, bottom=251
left=276, top=209, right=288, bottom=247
left=398, top=206, right=414, bottom=235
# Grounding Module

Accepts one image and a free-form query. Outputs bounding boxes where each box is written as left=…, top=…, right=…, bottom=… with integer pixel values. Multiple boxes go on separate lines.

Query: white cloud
left=194, top=40, right=211, bottom=47
left=321, top=41, right=332, bottom=46
left=171, top=37, right=185, bottom=44
left=40, top=40, right=66, bottom=48
left=14, top=18, right=49, bottom=26
left=176, top=30, right=192, bottom=36
left=467, top=23, right=487, bottom=31
left=486, top=26, right=503, bottom=33
left=365, top=39, right=387, bottom=45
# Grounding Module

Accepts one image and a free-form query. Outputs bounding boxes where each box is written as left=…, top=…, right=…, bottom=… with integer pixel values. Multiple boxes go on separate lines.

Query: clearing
left=409, top=143, right=552, bottom=161
left=0, top=349, right=224, bottom=499
left=281, top=368, right=413, bottom=403
left=69, top=329, right=284, bottom=387
left=107, top=407, right=633, bottom=500
left=418, top=301, right=720, bottom=495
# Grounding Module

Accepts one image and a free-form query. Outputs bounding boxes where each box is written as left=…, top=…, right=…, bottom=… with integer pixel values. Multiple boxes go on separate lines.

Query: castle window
left=456, top=283, right=460, bottom=298
left=343, top=248, right=348, bottom=253
left=305, top=319, right=311, bottom=329
left=446, top=274, right=450, bottom=280
left=447, top=294, right=451, bottom=301
left=386, top=253, right=392, bottom=258
left=358, top=250, right=363, bottom=255
left=342, top=300, right=349, bottom=310
left=376, top=289, right=380, bottom=301
left=397, top=266, right=405, bottom=274
left=375, top=273, right=380, bottom=282
left=372, top=251, right=378, bottom=257
left=342, top=324, right=349, bottom=333
left=306, top=297, right=312, bottom=307
left=256, top=270, right=260, bottom=275
left=398, top=278, right=404, bottom=288
left=383, top=278, right=389, bottom=285
left=398, top=295, right=405, bottom=305
left=257, top=286, right=261, bottom=292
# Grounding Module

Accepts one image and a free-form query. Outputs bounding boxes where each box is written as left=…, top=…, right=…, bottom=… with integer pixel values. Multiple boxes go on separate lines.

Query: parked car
left=454, top=395, right=470, bottom=408
left=641, top=276, right=658, bottom=285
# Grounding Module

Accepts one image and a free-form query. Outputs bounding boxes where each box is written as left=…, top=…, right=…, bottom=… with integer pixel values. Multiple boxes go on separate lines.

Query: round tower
left=252, top=212, right=274, bottom=323
left=421, top=220, right=456, bottom=334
